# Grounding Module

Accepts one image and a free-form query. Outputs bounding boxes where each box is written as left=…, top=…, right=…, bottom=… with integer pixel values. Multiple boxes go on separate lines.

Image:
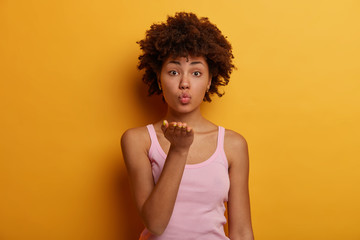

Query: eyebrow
left=168, top=60, right=204, bottom=66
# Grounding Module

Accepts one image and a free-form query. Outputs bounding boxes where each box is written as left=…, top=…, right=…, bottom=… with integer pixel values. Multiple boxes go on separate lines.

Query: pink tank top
left=140, top=124, right=230, bottom=240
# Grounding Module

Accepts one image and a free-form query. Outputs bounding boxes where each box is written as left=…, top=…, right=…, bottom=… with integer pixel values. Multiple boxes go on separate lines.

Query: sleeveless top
left=140, top=124, right=230, bottom=240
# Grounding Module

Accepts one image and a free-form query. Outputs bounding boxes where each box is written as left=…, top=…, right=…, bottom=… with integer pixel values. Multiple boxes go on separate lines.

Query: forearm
left=141, top=146, right=188, bottom=235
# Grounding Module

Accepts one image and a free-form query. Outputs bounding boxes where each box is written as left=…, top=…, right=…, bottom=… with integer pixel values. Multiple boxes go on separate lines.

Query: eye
left=193, top=71, right=201, bottom=77
left=169, top=70, right=179, bottom=76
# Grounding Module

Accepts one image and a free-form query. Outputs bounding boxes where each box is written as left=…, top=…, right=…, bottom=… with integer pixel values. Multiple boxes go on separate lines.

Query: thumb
left=161, top=120, right=168, bottom=134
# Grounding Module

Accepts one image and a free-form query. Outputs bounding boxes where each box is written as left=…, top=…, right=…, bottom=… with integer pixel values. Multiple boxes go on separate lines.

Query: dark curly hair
left=137, top=12, right=235, bottom=102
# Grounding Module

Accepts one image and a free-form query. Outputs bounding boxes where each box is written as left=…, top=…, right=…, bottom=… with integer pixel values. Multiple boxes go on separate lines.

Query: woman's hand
left=161, top=120, right=194, bottom=151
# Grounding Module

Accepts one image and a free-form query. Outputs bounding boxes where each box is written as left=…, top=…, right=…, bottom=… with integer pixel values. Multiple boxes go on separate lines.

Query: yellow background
left=1, top=0, right=359, bottom=239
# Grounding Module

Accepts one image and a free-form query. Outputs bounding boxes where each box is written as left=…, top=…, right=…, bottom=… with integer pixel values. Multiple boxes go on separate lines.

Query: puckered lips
left=179, top=92, right=191, bottom=104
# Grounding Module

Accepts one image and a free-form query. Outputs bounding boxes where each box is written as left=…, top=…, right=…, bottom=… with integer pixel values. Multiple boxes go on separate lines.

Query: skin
left=121, top=55, right=254, bottom=239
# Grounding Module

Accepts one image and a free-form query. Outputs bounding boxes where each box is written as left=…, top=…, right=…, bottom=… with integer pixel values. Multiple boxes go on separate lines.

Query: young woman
left=121, top=12, right=254, bottom=240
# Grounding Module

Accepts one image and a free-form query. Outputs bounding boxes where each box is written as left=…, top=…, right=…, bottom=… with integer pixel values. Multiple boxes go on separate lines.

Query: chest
left=177, top=163, right=230, bottom=204
left=157, top=131, right=218, bottom=164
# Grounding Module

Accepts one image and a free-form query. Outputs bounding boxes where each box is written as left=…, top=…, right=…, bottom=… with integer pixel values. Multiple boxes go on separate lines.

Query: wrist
left=168, top=145, right=190, bottom=155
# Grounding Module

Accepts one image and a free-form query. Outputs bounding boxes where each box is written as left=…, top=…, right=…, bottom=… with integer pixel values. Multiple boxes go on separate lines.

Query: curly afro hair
left=137, top=12, right=235, bottom=102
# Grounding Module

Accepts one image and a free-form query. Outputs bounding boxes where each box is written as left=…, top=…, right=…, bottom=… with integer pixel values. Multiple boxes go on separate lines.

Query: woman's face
left=159, top=55, right=211, bottom=114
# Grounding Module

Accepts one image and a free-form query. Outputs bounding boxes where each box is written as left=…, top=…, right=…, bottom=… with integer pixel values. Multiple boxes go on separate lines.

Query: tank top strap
left=146, top=124, right=156, bottom=141
left=146, top=124, right=158, bottom=160
left=217, top=126, right=229, bottom=169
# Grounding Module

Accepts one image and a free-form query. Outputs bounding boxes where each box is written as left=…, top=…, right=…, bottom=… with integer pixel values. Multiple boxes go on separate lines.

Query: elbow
left=142, top=214, right=168, bottom=236
left=140, top=203, right=170, bottom=236
left=144, top=222, right=167, bottom=236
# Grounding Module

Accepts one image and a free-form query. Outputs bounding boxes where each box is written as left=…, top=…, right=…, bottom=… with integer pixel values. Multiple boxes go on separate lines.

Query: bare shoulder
left=121, top=126, right=151, bottom=163
left=224, top=129, right=249, bottom=167
left=121, top=126, right=149, bottom=146
left=224, top=129, right=248, bottom=150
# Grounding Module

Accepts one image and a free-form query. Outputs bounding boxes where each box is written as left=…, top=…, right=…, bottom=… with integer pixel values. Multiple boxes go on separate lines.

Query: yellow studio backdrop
left=0, top=0, right=359, bottom=239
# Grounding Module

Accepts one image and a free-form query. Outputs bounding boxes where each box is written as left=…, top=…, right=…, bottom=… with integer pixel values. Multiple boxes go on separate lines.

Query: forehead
left=164, top=55, right=207, bottom=65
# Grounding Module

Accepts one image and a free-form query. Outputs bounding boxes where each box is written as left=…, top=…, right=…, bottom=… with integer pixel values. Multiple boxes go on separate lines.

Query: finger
left=180, top=123, right=187, bottom=136
left=161, top=120, right=168, bottom=133
left=186, top=126, right=193, bottom=135
left=174, top=122, right=182, bottom=135
left=168, top=122, right=177, bottom=133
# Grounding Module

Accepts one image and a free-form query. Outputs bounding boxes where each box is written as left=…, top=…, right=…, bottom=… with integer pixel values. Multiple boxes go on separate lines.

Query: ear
left=207, top=75, right=212, bottom=91
left=156, top=73, right=162, bottom=90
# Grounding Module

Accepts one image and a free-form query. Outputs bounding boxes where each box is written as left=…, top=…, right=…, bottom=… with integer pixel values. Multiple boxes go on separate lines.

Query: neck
left=164, top=107, right=208, bottom=130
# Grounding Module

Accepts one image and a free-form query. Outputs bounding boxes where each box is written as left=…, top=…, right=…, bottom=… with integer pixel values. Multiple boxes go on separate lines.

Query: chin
left=166, top=99, right=202, bottom=113
left=172, top=104, right=199, bottom=114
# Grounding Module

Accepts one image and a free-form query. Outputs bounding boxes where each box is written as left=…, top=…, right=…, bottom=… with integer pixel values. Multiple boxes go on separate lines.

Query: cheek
left=161, top=82, right=177, bottom=95
left=193, top=81, right=209, bottom=92
left=161, top=84, right=177, bottom=103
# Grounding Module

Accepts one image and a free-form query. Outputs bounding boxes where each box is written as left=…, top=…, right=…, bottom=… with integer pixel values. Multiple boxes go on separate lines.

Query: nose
left=179, top=76, right=190, bottom=90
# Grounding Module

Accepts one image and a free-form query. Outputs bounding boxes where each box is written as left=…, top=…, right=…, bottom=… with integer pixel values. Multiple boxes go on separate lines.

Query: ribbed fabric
left=140, top=124, right=230, bottom=240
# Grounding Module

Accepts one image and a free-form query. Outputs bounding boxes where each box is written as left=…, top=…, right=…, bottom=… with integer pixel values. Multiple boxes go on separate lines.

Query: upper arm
left=121, top=127, right=155, bottom=213
left=224, top=130, right=254, bottom=239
